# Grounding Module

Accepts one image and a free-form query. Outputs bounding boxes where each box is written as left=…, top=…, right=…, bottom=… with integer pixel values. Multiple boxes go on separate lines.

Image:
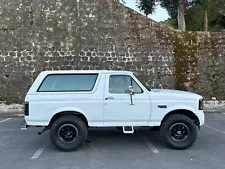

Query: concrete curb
left=0, top=111, right=23, bottom=114
left=204, top=110, right=225, bottom=114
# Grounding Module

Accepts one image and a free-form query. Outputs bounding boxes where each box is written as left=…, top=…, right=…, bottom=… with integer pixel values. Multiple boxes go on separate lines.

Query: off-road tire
left=160, top=114, right=198, bottom=150
left=50, top=115, right=88, bottom=151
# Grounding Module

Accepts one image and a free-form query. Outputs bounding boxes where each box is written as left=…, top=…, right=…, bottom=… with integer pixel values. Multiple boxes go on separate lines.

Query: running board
left=123, top=126, right=134, bottom=134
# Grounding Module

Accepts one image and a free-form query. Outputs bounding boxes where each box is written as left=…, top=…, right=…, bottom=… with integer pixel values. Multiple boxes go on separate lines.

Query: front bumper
left=195, top=110, right=205, bottom=126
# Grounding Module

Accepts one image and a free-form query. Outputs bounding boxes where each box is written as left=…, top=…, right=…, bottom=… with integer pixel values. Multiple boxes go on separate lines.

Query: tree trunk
left=203, top=10, right=208, bottom=32
left=177, top=0, right=186, bottom=31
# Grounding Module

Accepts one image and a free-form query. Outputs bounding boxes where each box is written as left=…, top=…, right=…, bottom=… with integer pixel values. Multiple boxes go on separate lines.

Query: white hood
left=151, top=89, right=192, bottom=94
left=150, top=89, right=203, bottom=100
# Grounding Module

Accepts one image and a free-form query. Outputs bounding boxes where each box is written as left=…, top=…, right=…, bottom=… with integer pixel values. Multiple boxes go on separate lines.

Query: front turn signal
left=199, top=99, right=204, bottom=110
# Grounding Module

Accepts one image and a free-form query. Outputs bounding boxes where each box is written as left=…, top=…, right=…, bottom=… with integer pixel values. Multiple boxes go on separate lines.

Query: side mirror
left=128, top=86, right=134, bottom=95
left=128, top=86, right=134, bottom=105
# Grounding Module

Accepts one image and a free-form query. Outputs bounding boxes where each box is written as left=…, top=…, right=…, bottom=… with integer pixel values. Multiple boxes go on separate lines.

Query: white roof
left=41, top=70, right=133, bottom=75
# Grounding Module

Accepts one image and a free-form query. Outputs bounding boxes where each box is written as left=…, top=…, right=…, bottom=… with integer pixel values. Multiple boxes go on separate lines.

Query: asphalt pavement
left=0, top=113, right=225, bottom=169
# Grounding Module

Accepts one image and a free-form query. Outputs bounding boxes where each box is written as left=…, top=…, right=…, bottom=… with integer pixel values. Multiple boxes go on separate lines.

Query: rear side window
left=38, top=74, right=98, bottom=92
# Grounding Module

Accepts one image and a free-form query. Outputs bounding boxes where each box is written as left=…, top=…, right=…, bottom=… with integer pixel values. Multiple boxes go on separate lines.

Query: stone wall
left=0, top=0, right=225, bottom=104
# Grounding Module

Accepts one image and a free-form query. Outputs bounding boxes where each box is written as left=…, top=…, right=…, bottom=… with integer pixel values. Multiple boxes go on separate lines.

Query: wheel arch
left=48, top=111, right=89, bottom=127
left=161, top=109, right=200, bottom=127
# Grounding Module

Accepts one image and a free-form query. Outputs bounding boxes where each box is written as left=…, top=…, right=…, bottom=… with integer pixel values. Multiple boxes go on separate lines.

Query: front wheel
left=50, top=115, right=88, bottom=151
left=160, top=114, right=198, bottom=150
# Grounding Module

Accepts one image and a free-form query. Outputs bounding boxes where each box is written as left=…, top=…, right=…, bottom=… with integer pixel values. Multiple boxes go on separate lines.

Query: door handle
left=105, top=96, right=114, bottom=100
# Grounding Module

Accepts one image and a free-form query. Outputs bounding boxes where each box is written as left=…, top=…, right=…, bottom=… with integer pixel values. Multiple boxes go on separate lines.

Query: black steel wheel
left=58, top=124, right=78, bottom=143
left=169, top=123, right=189, bottom=141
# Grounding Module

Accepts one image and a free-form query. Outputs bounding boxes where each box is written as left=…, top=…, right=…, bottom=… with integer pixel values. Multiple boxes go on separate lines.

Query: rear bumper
left=21, top=118, right=29, bottom=130
left=25, top=116, right=49, bottom=126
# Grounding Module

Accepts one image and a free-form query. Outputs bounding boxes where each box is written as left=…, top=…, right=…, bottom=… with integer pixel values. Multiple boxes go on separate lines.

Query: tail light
left=24, top=102, right=29, bottom=116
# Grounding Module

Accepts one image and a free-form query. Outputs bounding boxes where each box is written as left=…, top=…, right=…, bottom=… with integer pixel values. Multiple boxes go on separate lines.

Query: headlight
left=199, top=99, right=204, bottom=110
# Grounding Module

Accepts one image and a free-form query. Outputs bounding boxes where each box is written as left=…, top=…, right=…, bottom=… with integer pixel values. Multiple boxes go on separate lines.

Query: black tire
left=116, top=126, right=123, bottom=131
left=50, top=115, right=88, bottom=152
left=160, top=114, right=198, bottom=150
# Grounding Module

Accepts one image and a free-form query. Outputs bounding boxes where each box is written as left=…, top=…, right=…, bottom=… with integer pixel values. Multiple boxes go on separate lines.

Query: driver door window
left=109, top=75, right=143, bottom=94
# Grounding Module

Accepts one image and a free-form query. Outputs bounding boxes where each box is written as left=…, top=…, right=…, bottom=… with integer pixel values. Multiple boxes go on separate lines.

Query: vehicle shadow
left=86, top=127, right=165, bottom=149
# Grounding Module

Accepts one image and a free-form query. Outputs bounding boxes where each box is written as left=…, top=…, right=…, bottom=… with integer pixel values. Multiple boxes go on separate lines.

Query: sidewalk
left=204, top=100, right=225, bottom=113
left=0, top=104, right=23, bottom=114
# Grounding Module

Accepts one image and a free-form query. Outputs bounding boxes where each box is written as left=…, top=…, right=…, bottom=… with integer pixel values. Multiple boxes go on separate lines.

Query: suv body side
left=25, top=70, right=204, bottom=128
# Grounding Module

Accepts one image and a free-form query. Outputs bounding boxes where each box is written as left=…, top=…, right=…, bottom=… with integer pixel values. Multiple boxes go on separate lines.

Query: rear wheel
left=50, top=115, right=87, bottom=151
left=160, top=114, right=198, bottom=150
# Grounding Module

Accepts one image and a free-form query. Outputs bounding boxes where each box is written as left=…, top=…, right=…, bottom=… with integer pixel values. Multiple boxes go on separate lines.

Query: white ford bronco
left=23, top=70, right=204, bottom=151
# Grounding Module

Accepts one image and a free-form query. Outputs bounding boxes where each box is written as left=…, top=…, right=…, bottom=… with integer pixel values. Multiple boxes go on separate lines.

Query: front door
left=103, top=74, right=151, bottom=126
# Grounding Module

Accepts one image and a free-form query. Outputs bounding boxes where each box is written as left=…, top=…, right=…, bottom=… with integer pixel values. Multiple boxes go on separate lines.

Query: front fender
left=149, top=104, right=197, bottom=126
left=165, top=105, right=196, bottom=115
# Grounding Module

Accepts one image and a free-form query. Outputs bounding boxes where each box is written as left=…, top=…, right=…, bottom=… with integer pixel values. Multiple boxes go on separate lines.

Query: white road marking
left=0, top=129, right=22, bottom=132
left=204, top=124, right=225, bottom=134
left=31, top=147, right=46, bottom=159
left=21, top=127, right=27, bottom=131
left=0, top=118, right=11, bottom=124
left=142, top=136, right=159, bottom=154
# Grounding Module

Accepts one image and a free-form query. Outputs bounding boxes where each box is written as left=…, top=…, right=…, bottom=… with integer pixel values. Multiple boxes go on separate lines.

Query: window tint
left=109, top=75, right=143, bottom=94
left=38, top=74, right=98, bottom=92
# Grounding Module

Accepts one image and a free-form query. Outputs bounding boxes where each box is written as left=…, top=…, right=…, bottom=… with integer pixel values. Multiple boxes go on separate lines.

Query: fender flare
left=49, top=107, right=89, bottom=126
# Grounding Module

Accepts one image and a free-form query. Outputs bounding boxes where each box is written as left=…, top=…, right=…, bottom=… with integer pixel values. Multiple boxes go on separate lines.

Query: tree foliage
left=137, top=0, right=225, bottom=31
left=138, top=0, right=192, bottom=30
left=138, top=0, right=190, bottom=18
left=185, top=0, right=225, bottom=31
left=138, top=0, right=158, bottom=16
